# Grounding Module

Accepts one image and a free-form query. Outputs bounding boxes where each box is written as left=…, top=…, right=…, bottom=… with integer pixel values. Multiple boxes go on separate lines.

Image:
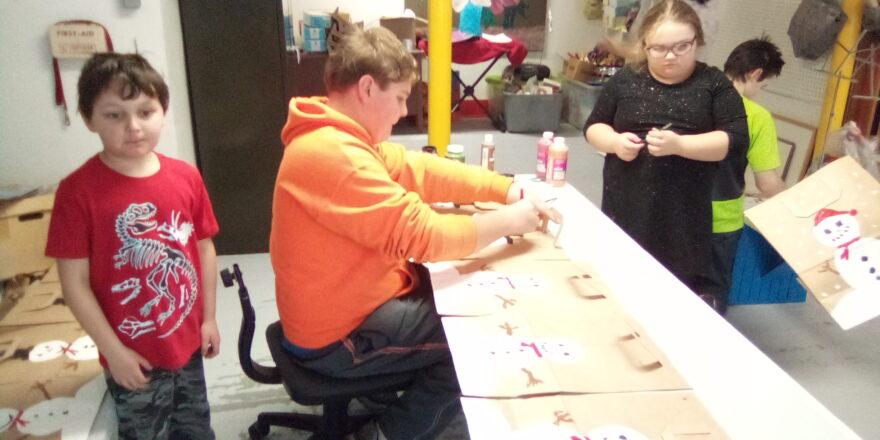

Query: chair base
left=247, top=405, right=373, bottom=440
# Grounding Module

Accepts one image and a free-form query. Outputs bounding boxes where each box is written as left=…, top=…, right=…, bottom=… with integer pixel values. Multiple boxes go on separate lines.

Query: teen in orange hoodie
left=270, top=27, right=559, bottom=440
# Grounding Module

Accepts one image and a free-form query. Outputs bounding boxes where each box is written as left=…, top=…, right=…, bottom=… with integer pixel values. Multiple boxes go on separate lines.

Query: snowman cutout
left=27, top=340, right=68, bottom=362
left=0, top=398, right=76, bottom=437
left=65, top=335, right=99, bottom=361
left=0, top=368, right=103, bottom=437
left=812, top=208, right=880, bottom=290
left=16, top=397, right=75, bottom=436
left=27, top=335, right=99, bottom=363
left=0, top=408, right=17, bottom=435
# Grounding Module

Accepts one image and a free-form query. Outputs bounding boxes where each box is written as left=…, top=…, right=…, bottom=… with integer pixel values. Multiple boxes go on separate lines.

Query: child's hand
left=515, top=187, right=563, bottom=225
left=201, top=320, right=221, bottom=358
left=534, top=199, right=562, bottom=226
left=613, top=132, right=644, bottom=161
left=106, top=346, right=152, bottom=391
left=645, top=128, right=682, bottom=157
left=501, top=199, right=543, bottom=236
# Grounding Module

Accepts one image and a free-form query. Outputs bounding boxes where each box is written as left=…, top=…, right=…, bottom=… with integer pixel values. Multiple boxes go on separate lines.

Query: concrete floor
left=205, top=119, right=880, bottom=439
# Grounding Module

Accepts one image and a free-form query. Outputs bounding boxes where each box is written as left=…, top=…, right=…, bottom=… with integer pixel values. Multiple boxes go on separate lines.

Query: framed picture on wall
left=774, top=115, right=817, bottom=186
left=744, top=115, right=817, bottom=195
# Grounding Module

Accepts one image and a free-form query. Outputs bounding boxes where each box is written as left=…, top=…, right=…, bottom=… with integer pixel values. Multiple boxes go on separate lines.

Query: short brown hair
left=724, top=36, right=785, bottom=82
left=77, top=53, right=169, bottom=121
left=324, top=27, right=418, bottom=92
left=632, top=0, right=704, bottom=66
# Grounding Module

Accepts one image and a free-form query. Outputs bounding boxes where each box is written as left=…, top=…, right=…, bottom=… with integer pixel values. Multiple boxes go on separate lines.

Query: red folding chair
left=418, top=35, right=528, bottom=131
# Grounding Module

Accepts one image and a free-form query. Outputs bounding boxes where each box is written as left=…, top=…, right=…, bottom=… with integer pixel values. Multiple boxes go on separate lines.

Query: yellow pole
left=428, top=0, right=452, bottom=156
left=812, top=0, right=864, bottom=165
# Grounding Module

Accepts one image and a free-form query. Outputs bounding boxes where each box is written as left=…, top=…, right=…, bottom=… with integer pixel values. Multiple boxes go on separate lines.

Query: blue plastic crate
left=729, top=225, right=807, bottom=305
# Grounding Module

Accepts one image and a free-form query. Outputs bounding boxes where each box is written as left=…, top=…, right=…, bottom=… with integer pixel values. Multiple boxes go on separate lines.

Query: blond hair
left=631, top=0, right=704, bottom=67
left=324, top=27, right=418, bottom=92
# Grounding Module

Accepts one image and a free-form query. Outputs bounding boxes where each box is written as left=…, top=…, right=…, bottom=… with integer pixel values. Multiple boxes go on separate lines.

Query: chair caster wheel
left=248, top=422, right=269, bottom=439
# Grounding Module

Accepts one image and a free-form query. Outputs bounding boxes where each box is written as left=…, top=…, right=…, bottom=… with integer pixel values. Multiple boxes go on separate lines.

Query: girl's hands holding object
left=613, top=132, right=644, bottom=161
left=645, top=124, right=682, bottom=157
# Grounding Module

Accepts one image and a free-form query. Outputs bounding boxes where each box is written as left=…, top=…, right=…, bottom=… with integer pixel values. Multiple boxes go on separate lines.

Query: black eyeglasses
left=645, top=38, right=697, bottom=58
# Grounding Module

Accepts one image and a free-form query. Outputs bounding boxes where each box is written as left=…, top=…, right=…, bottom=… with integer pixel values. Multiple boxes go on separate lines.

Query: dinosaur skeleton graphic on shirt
left=110, top=203, right=198, bottom=339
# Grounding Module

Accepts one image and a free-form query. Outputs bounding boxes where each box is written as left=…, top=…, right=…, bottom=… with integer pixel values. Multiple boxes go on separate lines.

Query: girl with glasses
left=604, top=0, right=717, bottom=62
left=583, top=0, right=749, bottom=308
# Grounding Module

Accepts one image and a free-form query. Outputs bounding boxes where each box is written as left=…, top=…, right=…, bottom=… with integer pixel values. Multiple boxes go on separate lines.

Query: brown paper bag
left=746, top=157, right=880, bottom=329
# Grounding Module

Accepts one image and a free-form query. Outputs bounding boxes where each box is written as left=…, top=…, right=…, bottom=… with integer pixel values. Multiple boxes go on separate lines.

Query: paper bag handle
left=660, top=425, right=714, bottom=439
left=780, top=175, right=842, bottom=218
left=0, top=336, right=22, bottom=362
left=568, top=274, right=607, bottom=299
left=24, top=288, right=63, bottom=311
left=619, top=331, right=663, bottom=370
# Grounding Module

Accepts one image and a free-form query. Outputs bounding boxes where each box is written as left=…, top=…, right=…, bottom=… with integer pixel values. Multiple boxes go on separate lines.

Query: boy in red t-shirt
left=45, top=53, right=220, bottom=439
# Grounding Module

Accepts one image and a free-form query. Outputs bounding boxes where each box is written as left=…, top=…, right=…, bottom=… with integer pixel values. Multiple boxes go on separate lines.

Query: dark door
left=179, top=0, right=287, bottom=254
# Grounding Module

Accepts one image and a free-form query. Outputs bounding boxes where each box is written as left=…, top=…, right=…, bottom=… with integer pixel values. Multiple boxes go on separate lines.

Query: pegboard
left=703, top=0, right=831, bottom=126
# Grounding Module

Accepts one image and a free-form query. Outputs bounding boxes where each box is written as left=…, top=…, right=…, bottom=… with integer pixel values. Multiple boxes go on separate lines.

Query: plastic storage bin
left=486, top=75, right=504, bottom=119
left=728, top=225, right=807, bottom=305
left=485, top=75, right=563, bottom=133
left=562, top=78, right=602, bottom=130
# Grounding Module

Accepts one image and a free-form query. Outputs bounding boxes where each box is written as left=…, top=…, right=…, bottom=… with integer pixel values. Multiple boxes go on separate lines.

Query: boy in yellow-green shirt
left=705, top=36, right=787, bottom=313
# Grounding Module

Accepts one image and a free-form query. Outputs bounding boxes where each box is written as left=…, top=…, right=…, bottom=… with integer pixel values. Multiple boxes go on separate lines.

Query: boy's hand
left=106, top=346, right=152, bottom=391
left=507, top=185, right=563, bottom=225
left=201, top=320, right=221, bottom=358
left=522, top=192, right=562, bottom=226
left=645, top=128, right=682, bottom=157
left=614, top=132, right=644, bottom=161
left=500, top=199, right=543, bottom=236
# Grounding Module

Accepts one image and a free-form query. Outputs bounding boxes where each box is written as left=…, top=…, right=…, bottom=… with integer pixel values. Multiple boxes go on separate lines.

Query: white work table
left=498, top=176, right=860, bottom=439
left=77, top=177, right=861, bottom=440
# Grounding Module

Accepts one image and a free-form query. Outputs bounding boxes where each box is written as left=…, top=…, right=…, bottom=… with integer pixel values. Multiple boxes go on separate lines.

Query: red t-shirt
left=46, top=154, right=219, bottom=370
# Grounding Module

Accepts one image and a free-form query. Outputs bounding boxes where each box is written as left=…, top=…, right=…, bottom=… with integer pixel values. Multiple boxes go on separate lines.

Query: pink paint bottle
left=546, top=136, right=569, bottom=187
left=536, top=131, right=553, bottom=179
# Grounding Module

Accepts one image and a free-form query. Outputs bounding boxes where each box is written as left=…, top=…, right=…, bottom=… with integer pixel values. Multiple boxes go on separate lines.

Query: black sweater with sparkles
left=584, top=62, right=748, bottom=290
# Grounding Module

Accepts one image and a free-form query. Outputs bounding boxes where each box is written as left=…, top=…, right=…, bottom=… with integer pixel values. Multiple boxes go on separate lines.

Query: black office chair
left=220, top=264, right=416, bottom=439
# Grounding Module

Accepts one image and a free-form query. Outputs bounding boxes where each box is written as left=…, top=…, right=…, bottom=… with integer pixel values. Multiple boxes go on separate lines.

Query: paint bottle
left=536, top=131, right=554, bottom=179
left=546, top=136, right=569, bottom=187
left=480, top=134, right=496, bottom=170
left=446, top=144, right=466, bottom=163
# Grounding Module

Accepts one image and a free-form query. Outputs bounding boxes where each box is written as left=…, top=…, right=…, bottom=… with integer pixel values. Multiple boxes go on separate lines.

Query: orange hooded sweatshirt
left=271, top=97, right=513, bottom=348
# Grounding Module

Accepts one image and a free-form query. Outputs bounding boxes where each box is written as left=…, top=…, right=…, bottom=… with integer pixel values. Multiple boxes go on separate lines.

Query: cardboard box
left=303, top=37, right=327, bottom=52
left=302, top=25, right=327, bottom=40
left=380, top=16, right=428, bottom=42
left=603, top=0, right=638, bottom=6
left=745, top=156, right=880, bottom=329
left=0, top=193, right=55, bottom=280
left=302, top=10, right=332, bottom=28
left=563, top=58, right=595, bottom=83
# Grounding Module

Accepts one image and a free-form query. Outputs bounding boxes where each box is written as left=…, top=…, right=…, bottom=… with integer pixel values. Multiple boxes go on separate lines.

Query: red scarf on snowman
left=815, top=208, right=860, bottom=259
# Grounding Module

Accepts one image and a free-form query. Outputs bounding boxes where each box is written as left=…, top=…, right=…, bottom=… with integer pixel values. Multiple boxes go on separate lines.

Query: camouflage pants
left=106, top=350, right=215, bottom=440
